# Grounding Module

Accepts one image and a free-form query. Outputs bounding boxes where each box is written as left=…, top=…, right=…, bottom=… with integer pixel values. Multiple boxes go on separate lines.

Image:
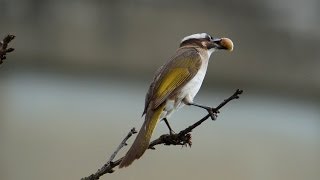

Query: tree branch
left=82, top=128, right=137, bottom=180
left=0, top=34, right=15, bottom=64
left=81, top=89, right=243, bottom=180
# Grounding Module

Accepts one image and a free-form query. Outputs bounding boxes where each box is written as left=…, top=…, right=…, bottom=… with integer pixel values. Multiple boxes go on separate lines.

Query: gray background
left=0, top=0, right=319, bottom=179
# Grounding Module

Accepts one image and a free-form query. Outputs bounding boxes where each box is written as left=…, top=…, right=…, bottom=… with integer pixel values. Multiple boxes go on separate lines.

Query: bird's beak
left=213, top=38, right=234, bottom=51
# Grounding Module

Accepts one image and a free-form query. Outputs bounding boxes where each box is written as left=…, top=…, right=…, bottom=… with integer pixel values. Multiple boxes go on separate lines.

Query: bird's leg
left=187, top=102, right=219, bottom=120
left=162, top=118, right=175, bottom=135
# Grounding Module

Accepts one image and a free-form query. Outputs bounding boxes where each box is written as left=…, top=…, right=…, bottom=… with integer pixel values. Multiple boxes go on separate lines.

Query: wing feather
left=143, top=47, right=202, bottom=112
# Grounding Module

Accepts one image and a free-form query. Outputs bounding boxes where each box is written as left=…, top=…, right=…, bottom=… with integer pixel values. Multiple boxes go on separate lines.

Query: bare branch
left=108, top=128, right=137, bottom=164
left=81, top=89, right=243, bottom=180
left=0, top=34, right=15, bottom=64
left=81, top=128, right=137, bottom=180
left=149, top=89, right=243, bottom=148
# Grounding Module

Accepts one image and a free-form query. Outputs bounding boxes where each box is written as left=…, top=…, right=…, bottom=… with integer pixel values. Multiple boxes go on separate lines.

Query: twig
left=81, top=89, right=243, bottom=180
left=81, top=128, right=137, bottom=180
left=0, top=34, right=15, bottom=64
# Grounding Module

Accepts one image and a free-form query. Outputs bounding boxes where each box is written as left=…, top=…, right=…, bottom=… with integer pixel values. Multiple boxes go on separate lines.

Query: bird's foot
left=205, top=107, right=219, bottom=120
left=188, top=103, right=219, bottom=120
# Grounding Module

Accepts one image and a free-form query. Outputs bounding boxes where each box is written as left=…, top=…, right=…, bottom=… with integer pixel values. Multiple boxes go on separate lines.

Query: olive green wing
left=148, top=48, right=202, bottom=110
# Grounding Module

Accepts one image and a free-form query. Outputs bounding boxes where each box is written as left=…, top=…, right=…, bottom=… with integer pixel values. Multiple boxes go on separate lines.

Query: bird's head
left=180, top=33, right=233, bottom=55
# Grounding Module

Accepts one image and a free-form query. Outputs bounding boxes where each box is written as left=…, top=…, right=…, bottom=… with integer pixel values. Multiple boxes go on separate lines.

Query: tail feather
left=119, top=104, right=164, bottom=168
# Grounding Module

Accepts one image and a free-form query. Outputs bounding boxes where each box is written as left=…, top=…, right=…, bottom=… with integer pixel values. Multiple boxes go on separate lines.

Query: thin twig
left=180, top=89, right=243, bottom=135
left=108, top=128, right=137, bottom=164
left=81, top=128, right=137, bottom=180
left=81, top=89, right=243, bottom=180
left=0, top=34, right=15, bottom=64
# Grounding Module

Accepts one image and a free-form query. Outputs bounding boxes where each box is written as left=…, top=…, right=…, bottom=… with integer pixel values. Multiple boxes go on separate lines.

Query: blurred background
left=0, top=0, right=319, bottom=179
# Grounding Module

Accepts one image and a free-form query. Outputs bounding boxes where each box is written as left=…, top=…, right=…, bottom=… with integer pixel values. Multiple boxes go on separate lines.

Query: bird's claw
left=207, top=108, right=219, bottom=120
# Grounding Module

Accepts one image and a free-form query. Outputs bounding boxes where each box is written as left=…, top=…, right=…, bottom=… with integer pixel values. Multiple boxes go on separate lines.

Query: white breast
left=179, top=57, right=209, bottom=103
left=182, top=49, right=214, bottom=101
left=163, top=50, right=211, bottom=117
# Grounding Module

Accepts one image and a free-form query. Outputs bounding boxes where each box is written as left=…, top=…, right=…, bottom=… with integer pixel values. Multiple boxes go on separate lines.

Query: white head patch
left=181, top=33, right=210, bottom=43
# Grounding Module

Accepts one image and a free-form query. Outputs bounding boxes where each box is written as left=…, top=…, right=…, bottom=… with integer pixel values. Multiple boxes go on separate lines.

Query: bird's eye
left=207, top=35, right=213, bottom=40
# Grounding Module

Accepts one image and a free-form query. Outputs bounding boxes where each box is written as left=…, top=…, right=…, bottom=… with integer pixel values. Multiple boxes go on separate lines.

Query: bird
left=119, top=33, right=234, bottom=168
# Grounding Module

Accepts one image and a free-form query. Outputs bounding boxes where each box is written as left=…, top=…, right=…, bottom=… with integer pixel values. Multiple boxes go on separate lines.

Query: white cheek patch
left=181, top=33, right=208, bottom=43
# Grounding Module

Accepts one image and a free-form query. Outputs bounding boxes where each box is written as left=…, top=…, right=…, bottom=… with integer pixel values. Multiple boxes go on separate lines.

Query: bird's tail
left=119, top=104, right=165, bottom=168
